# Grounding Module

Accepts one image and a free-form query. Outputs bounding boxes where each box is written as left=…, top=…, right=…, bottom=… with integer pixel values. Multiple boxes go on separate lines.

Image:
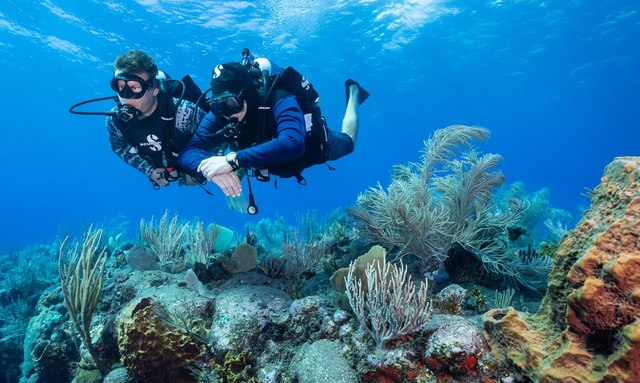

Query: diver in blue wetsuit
left=178, top=55, right=369, bottom=212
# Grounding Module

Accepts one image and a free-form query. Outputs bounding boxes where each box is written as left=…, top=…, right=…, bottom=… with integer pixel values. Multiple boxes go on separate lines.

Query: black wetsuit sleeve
left=106, top=116, right=154, bottom=177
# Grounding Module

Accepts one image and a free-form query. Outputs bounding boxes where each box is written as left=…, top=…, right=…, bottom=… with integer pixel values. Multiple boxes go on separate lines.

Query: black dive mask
left=209, top=90, right=244, bottom=118
left=110, top=73, right=154, bottom=99
left=116, top=104, right=142, bottom=122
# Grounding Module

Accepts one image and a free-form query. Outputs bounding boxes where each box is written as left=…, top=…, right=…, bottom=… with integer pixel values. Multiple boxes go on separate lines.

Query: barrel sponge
left=117, top=297, right=205, bottom=383
left=483, top=157, right=640, bottom=383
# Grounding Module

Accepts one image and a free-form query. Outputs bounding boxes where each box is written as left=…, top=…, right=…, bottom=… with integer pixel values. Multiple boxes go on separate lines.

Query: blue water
left=1, top=0, right=638, bottom=252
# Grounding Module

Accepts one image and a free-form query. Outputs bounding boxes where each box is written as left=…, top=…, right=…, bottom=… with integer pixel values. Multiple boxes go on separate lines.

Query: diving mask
left=209, top=90, right=244, bottom=117
left=110, top=73, right=154, bottom=99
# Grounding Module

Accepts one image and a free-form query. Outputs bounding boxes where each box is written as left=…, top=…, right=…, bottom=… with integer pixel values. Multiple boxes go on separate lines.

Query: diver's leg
left=342, top=84, right=360, bottom=148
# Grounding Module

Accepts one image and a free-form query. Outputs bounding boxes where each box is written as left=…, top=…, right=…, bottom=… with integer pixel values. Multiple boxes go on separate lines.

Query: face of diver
left=225, top=99, right=248, bottom=121
left=209, top=88, right=249, bottom=122
left=113, top=70, right=159, bottom=119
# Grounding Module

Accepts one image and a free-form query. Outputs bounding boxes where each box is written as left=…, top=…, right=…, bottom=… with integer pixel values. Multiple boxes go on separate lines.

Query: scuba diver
left=178, top=49, right=369, bottom=214
left=70, top=49, right=213, bottom=188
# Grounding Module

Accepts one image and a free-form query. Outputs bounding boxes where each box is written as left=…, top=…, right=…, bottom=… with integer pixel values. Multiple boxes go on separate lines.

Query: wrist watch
left=225, top=151, right=240, bottom=171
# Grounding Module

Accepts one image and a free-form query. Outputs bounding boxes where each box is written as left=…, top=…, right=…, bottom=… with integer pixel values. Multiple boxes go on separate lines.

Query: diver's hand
left=150, top=168, right=170, bottom=187
left=198, top=156, right=232, bottom=180
left=210, top=172, right=242, bottom=197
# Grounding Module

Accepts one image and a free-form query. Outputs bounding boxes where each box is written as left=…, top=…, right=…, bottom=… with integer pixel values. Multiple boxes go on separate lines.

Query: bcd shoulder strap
left=253, top=66, right=330, bottom=180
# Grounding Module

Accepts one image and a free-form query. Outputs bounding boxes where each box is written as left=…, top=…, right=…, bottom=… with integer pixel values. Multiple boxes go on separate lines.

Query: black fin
left=345, top=79, right=369, bottom=106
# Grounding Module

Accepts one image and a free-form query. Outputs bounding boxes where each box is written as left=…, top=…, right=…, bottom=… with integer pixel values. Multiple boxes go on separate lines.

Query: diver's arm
left=177, top=112, right=225, bottom=174
left=106, top=117, right=154, bottom=177
left=236, top=95, right=306, bottom=169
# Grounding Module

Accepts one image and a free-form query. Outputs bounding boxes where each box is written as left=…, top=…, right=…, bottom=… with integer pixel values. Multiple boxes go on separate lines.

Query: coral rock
left=209, top=285, right=290, bottom=356
left=483, top=157, right=640, bottom=383
left=425, top=318, right=487, bottom=374
left=289, top=339, right=359, bottom=383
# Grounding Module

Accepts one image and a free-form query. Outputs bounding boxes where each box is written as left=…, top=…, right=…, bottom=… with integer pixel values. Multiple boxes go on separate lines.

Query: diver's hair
left=113, top=50, right=159, bottom=79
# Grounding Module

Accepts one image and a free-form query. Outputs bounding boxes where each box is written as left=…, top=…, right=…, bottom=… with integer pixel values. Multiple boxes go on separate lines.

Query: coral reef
left=6, top=190, right=580, bottom=382
left=483, top=157, right=640, bottom=383
left=348, top=125, right=546, bottom=290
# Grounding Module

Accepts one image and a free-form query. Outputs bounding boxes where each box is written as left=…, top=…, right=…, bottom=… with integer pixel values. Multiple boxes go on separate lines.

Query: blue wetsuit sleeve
left=236, top=95, right=306, bottom=169
left=106, top=117, right=154, bottom=178
left=177, top=112, right=227, bottom=174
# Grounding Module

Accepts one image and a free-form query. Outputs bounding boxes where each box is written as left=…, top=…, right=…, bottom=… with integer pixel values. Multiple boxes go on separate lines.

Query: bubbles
left=260, top=0, right=330, bottom=51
